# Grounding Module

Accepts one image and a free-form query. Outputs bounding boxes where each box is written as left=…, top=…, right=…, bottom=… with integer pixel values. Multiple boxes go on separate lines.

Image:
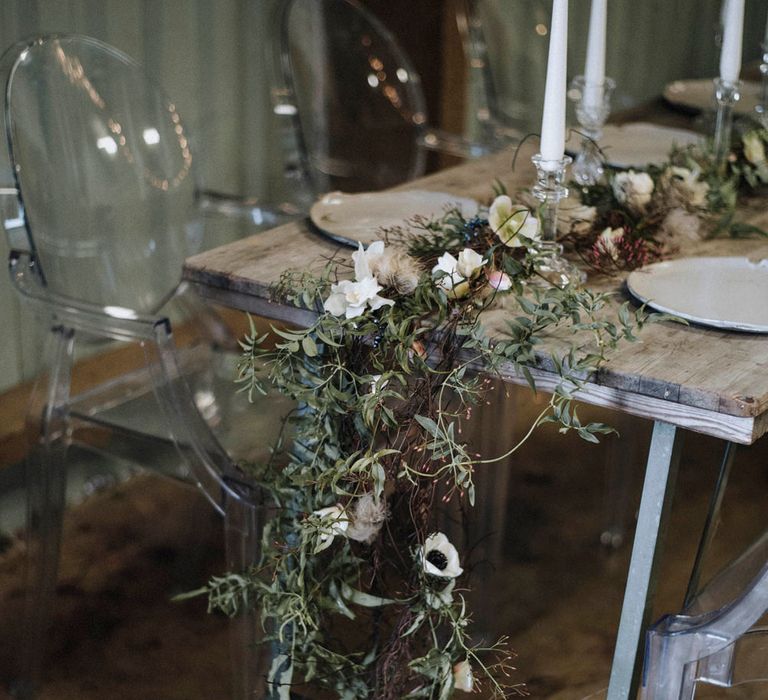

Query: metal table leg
left=607, top=421, right=684, bottom=699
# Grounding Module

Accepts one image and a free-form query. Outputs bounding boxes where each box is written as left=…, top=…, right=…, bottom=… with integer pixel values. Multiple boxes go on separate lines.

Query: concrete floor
left=1, top=384, right=767, bottom=699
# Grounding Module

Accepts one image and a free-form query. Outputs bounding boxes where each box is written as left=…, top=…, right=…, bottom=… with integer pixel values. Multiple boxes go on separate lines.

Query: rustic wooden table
left=184, top=141, right=768, bottom=699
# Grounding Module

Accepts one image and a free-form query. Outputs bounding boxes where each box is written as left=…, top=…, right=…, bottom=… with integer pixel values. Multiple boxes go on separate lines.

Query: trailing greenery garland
left=188, top=123, right=768, bottom=699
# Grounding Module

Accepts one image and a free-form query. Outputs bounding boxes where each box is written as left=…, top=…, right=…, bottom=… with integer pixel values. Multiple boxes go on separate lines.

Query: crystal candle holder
left=530, top=153, right=586, bottom=287
left=568, top=75, right=616, bottom=186
left=756, top=42, right=768, bottom=128
left=712, top=78, right=741, bottom=173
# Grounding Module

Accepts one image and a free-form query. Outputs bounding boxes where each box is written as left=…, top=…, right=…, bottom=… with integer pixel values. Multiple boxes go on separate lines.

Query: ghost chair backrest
left=276, top=0, right=429, bottom=195
left=2, top=34, right=198, bottom=314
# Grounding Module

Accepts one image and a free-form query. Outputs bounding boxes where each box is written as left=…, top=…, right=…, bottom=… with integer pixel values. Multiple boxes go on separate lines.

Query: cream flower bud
left=743, top=131, right=766, bottom=165
left=456, top=248, right=485, bottom=278
left=453, top=660, right=474, bottom=693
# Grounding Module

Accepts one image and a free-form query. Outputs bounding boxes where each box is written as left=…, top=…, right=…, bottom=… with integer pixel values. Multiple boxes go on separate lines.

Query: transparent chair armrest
left=9, top=251, right=169, bottom=341
left=418, top=128, right=496, bottom=159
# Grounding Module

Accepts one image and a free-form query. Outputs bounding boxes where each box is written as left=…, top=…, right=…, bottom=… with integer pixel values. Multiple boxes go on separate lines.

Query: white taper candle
left=720, top=0, right=744, bottom=84
left=540, top=0, right=569, bottom=167
left=583, top=0, right=607, bottom=111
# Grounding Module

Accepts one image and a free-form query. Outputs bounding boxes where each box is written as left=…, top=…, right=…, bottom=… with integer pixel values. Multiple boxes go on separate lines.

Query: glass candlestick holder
left=568, top=75, right=616, bottom=186
left=712, top=78, right=741, bottom=173
left=756, top=42, right=768, bottom=128
left=530, top=153, right=586, bottom=287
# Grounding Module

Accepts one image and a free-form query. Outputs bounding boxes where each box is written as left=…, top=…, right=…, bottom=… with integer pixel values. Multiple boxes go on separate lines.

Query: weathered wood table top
left=184, top=143, right=768, bottom=445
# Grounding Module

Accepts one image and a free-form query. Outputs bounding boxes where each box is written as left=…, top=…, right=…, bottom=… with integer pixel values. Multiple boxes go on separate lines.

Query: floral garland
left=556, top=124, right=768, bottom=274
left=185, top=120, right=768, bottom=699
left=188, top=192, right=657, bottom=699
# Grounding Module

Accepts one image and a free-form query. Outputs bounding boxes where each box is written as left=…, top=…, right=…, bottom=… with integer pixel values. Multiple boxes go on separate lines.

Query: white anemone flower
left=419, top=532, right=463, bottom=578
left=488, top=195, right=540, bottom=247
left=453, top=660, right=474, bottom=693
left=311, top=504, right=349, bottom=552
left=432, top=252, right=470, bottom=298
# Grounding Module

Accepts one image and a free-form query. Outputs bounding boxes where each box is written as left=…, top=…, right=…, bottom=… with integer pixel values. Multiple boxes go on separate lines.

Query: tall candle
left=540, top=0, right=568, bottom=166
left=583, top=0, right=607, bottom=111
left=720, top=0, right=744, bottom=84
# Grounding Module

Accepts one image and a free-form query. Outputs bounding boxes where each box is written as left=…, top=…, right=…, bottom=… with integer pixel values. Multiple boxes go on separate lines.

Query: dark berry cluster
left=460, top=216, right=488, bottom=244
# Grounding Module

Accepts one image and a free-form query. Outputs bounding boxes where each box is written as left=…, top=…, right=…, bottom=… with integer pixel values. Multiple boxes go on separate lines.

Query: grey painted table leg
left=607, top=421, right=683, bottom=700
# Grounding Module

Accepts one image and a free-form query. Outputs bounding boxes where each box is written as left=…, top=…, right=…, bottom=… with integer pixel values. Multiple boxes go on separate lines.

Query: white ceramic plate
left=567, top=122, right=702, bottom=169
left=626, top=256, right=768, bottom=333
left=663, top=78, right=761, bottom=115
left=309, top=190, right=480, bottom=247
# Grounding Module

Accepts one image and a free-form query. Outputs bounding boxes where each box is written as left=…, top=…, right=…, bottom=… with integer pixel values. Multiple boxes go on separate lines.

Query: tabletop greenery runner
left=193, top=125, right=768, bottom=699
left=557, top=124, right=768, bottom=273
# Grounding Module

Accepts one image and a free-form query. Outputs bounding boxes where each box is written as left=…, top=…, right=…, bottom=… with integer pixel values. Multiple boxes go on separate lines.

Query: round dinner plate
left=309, top=190, right=480, bottom=247
left=566, top=122, right=702, bottom=169
left=663, top=78, right=761, bottom=115
left=626, top=256, right=768, bottom=333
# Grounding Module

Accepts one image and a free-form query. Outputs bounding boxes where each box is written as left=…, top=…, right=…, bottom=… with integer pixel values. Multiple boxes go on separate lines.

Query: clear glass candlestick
left=568, top=75, right=616, bottom=185
left=712, top=78, right=741, bottom=173
left=756, top=42, right=768, bottom=128
left=531, top=153, right=586, bottom=287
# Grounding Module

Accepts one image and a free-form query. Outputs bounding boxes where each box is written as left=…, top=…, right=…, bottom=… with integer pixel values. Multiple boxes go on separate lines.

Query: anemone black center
left=426, top=549, right=448, bottom=571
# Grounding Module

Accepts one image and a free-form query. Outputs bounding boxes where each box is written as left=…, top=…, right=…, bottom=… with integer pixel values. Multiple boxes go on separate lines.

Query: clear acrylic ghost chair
left=0, top=35, right=292, bottom=699
left=272, top=0, right=495, bottom=197
left=642, top=528, right=768, bottom=699
left=454, top=0, right=524, bottom=149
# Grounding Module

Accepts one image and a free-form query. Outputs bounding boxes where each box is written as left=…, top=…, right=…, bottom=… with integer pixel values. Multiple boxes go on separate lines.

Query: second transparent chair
left=273, top=0, right=495, bottom=197
left=642, top=529, right=768, bottom=699
left=0, top=35, right=293, bottom=699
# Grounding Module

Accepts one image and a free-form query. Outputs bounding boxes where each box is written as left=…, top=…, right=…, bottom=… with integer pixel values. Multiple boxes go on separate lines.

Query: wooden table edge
left=186, top=274, right=765, bottom=446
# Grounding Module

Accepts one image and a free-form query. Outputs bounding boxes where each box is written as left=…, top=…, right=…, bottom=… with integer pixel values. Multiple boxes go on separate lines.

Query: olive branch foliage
left=194, top=205, right=657, bottom=699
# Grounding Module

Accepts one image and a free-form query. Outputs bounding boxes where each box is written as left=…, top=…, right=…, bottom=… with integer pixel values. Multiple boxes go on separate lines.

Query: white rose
left=489, top=195, right=540, bottom=247
left=311, top=504, right=349, bottom=552
left=612, top=170, right=654, bottom=212
left=419, top=532, right=463, bottom=579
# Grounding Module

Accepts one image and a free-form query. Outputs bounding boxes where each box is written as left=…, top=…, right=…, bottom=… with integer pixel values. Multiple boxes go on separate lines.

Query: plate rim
left=308, top=189, right=481, bottom=249
left=564, top=122, right=701, bottom=169
left=626, top=256, right=768, bottom=334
